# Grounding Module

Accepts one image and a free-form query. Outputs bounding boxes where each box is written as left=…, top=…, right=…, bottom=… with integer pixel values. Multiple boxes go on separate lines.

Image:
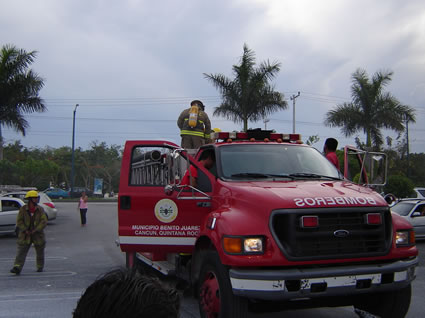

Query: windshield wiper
left=288, top=173, right=342, bottom=180
left=231, top=173, right=294, bottom=179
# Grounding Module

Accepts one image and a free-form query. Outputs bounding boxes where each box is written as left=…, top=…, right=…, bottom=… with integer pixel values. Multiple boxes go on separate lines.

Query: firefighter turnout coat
left=177, top=108, right=211, bottom=141
left=16, top=205, right=47, bottom=246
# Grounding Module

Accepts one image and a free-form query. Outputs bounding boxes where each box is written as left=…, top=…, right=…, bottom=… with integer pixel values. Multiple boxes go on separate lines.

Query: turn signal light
left=365, top=213, right=382, bottom=225
left=300, top=216, right=319, bottom=228
left=223, top=237, right=242, bottom=253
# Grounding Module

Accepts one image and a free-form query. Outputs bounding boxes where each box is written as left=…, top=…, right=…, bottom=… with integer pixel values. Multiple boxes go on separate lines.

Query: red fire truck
left=118, top=130, right=417, bottom=318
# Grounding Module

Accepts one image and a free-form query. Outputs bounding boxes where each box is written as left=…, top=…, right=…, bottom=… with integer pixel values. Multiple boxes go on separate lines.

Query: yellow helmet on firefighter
left=25, top=190, right=39, bottom=199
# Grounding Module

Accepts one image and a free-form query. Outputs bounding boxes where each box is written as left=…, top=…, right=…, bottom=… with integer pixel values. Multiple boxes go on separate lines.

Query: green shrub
left=384, top=175, right=414, bottom=198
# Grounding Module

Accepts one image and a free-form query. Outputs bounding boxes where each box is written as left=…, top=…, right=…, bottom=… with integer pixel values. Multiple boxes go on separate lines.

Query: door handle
left=120, top=196, right=131, bottom=210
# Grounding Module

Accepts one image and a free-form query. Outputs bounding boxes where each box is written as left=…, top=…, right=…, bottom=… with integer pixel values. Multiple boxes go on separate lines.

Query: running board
left=136, top=252, right=175, bottom=276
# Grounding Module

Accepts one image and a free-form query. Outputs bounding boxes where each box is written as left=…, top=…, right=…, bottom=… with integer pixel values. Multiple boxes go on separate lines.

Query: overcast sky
left=1, top=0, right=424, bottom=153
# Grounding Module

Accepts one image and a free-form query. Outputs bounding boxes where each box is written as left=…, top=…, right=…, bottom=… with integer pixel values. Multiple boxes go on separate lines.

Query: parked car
left=43, top=188, right=70, bottom=199
left=391, top=198, right=425, bottom=239
left=0, top=197, right=24, bottom=235
left=413, top=187, right=425, bottom=199
left=2, top=192, right=57, bottom=220
left=70, top=187, right=93, bottom=198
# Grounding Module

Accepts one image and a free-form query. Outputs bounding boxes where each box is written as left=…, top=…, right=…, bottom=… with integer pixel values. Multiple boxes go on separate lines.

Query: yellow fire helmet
left=213, top=128, right=221, bottom=132
left=25, top=190, right=39, bottom=199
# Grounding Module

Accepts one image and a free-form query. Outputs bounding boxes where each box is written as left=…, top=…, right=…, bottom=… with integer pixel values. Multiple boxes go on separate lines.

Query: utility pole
left=263, top=119, right=270, bottom=130
left=71, top=104, right=79, bottom=195
left=290, top=92, right=300, bottom=133
left=405, top=115, right=410, bottom=178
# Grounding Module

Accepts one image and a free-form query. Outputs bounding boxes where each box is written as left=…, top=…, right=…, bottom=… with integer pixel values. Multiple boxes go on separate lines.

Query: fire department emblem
left=154, top=199, right=178, bottom=223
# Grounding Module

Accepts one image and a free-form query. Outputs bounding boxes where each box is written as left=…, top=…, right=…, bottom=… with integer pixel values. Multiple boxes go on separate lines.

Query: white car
left=413, top=187, right=425, bottom=199
left=0, top=197, right=24, bottom=235
left=391, top=199, right=425, bottom=240
left=2, top=192, right=57, bottom=220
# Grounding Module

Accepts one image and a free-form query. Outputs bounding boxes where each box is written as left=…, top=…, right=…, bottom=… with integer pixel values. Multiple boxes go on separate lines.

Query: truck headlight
left=396, top=230, right=415, bottom=247
left=244, top=238, right=263, bottom=253
left=223, top=236, right=264, bottom=254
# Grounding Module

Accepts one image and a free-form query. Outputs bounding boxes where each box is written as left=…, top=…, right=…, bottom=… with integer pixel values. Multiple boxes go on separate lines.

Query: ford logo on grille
left=334, top=229, right=350, bottom=238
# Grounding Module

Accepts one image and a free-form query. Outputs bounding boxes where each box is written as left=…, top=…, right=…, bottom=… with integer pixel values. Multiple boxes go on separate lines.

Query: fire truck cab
left=118, top=130, right=417, bottom=318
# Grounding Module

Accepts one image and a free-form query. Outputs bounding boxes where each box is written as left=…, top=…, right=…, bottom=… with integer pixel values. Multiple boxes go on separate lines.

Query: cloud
left=1, top=0, right=424, bottom=152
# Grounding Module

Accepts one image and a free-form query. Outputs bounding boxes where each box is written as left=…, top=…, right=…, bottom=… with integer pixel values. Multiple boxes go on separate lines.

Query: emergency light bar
left=212, top=130, right=302, bottom=143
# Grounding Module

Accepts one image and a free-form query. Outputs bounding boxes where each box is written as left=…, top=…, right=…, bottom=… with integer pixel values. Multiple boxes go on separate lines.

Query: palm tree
left=204, top=44, right=287, bottom=132
left=325, top=68, right=415, bottom=150
left=0, top=44, right=46, bottom=159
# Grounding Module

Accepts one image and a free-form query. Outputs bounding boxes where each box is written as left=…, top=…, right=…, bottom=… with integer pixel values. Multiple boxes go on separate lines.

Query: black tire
left=197, top=250, right=248, bottom=318
left=354, top=284, right=412, bottom=318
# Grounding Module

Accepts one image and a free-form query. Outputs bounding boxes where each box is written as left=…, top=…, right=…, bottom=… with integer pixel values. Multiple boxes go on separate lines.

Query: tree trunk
left=0, top=122, right=3, bottom=160
left=366, top=129, right=372, bottom=148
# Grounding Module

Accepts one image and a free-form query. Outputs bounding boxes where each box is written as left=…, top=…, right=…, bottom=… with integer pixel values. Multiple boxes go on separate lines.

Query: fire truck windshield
left=219, top=144, right=341, bottom=180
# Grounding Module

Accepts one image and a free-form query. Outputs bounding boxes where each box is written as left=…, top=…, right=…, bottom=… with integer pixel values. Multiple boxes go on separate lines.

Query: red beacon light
left=300, top=215, right=319, bottom=228
left=365, top=213, right=382, bottom=225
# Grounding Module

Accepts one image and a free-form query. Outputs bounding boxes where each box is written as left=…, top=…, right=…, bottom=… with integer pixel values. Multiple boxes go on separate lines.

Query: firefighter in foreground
left=177, top=100, right=211, bottom=149
left=10, top=190, right=47, bottom=275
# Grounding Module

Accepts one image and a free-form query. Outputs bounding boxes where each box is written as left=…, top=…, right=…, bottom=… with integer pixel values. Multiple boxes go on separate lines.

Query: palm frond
left=326, top=68, right=415, bottom=149
left=0, top=44, right=45, bottom=138
left=205, top=44, right=286, bottom=131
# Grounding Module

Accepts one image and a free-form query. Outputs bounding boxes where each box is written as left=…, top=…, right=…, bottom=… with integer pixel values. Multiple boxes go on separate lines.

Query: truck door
left=118, top=141, right=214, bottom=257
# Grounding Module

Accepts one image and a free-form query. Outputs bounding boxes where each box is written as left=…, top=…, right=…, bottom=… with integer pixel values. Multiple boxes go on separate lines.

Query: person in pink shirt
left=324, top=138, right=340, bottom=171
left=78, top=191, right=89, bottom=226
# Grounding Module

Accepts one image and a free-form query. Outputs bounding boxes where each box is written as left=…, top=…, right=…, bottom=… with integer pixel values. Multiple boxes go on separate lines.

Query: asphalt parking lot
left=0, top=202, right=423, bottom=317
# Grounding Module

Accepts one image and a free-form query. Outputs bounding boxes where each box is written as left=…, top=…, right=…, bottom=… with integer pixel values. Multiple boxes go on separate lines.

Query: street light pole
left=71, top=104, right=79, bottom=194
left=290, top=92, right=300, bottom=133
left=405, top=115, right=410, bottom=178
left=263, top=119, right=270, bottom=130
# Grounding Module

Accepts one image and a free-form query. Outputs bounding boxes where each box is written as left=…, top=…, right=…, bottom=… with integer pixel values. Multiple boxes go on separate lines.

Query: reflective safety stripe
left=180, top=130, right=205, bottom=137
left=119, top=236, right=196, bottom=246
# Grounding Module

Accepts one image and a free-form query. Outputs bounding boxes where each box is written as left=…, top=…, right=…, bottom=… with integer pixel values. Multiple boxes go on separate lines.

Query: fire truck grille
left=270, top=208, right=392, bottom=261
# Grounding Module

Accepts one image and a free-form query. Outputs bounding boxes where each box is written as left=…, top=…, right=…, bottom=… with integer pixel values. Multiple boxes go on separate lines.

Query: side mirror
left=164, top=185, right=174, bottom=196
left=412, top=211, right=422, bottom=217
left=383, top=193, right=397, bottom=205
left=344, top=146, right=387, bottom=186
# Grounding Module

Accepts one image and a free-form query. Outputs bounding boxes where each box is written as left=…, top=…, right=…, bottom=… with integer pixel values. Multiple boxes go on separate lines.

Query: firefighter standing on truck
left=177, top=100, right=211, bottom=149
left=10, top=190, right=47, bottom=275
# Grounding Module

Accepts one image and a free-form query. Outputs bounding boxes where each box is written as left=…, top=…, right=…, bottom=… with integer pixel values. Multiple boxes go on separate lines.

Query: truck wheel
left=198, top=250, right=248, bottom=318
left=354, top=284, right=412, bottom=318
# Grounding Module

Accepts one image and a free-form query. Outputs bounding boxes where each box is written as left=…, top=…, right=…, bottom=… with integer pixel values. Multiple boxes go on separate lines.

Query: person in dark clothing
left=73, top=268, right=180, bottom=318
left=177, top=100, right=211, bottom=149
